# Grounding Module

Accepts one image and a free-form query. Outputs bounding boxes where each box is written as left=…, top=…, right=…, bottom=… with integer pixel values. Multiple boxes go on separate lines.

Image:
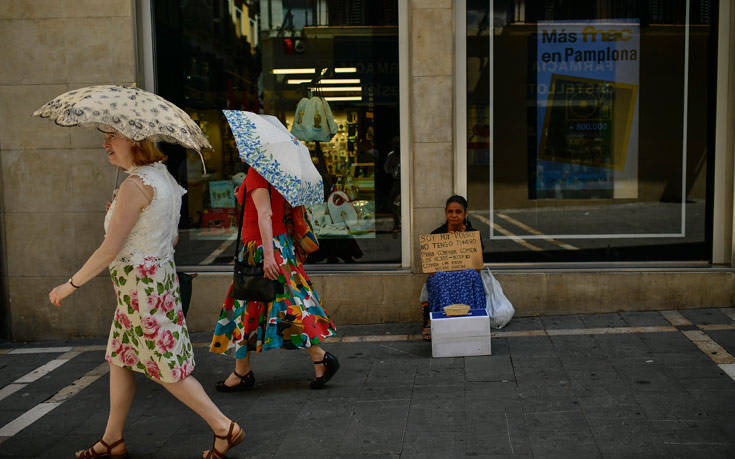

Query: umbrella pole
left=197, top=150, right=207, bottom=175
left=112, top=167, right=120, bottom=200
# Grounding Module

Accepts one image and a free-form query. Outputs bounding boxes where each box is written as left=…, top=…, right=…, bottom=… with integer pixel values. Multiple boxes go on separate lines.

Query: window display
left=467, top=0, right=717, bottom=262
left=152, top=0, right=400, bottom=267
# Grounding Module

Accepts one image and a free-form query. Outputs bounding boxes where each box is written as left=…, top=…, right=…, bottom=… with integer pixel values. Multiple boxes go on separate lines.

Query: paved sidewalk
left=0, top=309, right=734, bottom=458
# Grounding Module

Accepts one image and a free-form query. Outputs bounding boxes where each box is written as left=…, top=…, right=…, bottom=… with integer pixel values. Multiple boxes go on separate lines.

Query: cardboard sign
left=419, top=231, right=483, bottom=273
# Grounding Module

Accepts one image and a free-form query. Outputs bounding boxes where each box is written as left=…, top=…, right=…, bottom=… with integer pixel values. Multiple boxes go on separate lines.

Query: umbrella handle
left=112, top=168, right=120, bottom=201
left=196, top=150, right=207, bottom=175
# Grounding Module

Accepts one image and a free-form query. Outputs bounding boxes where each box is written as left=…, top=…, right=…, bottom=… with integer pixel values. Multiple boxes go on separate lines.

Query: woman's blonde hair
left=131, top=140, right=167, bottom=166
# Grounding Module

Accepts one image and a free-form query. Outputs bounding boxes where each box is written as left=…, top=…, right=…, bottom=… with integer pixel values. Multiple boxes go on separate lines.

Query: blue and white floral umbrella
left=223, top=110, right=324, bottom=206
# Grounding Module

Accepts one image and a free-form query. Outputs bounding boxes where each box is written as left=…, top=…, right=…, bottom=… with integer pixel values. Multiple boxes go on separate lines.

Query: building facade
left=2, top=0, right=735, bottom=340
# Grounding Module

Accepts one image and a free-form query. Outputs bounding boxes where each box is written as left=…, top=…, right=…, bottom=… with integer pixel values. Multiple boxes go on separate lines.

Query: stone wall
left=0, top=1, right=135, bottom=339
left=1, top=1, right=734, bottom=341
left=408, top=0, right=456, bottom=271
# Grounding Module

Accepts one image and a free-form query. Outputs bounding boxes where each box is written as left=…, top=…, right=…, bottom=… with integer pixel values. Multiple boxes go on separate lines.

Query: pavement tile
left=579, top=313, right=628, bottom=328
left=0, top=354, right=55, bottom=388
left=465, top=355, right=515, bottom=382
left=0, top=426, right=63, bottom=458
left=685, top=389, right=735, bottom=418
left=336, top=401, right=408, bottom=455
left=549, top=334, right=607, bottom=357
left=489, top=338, right=510, bottom=356
left=613, top=362, right=687, bottom=393
left=406, top=404, right=466, bottom=432
left=706, top=330, right=735, bottom=357
left=566, top=366, right=622, bottom=382
left=0, top=351, right=105, bottom=412
left=516, top=382, right=575, bottom=399
left=336, top=323, right=421, bottom=337
left=588, top=419, right=669, bottom=458
left=592, top=333, right=653, bottom=357
left=3, top=321, right=735, bottom=458
left=634, top=392, right=711, bottom=421
left=678, top=308, right=734, bottom=326
left=658, top=426, right=735, bottom=457
left=507, top=336, right=556, bottom=356
left=557, top=353, right=617, bottom=370
left=357, top=382, right=412, bottom=402
left=465, top=407, right=531, bottom=456
left=154, top=431, right=220, bottom=458
left=677, top=376, right=735, bottom=391
left=620, top=311, right=671, bottom=327
left=540, top=314, right=586, bottom=330
left=499, top=316, right=544, bottom=331
left=414, top=367, right=466, bottom=386
left=581, top=401, right=647, bottom=422
left=400, top=431, right=466, bottom=458
left=508, top=355, right=563, bottom=373
left=657, top=361, right=723, bottom=380
left=522, top=408, right=590, bottom=432
left=516, top=394, right=580, bottom=413
left=638, top=332, right=701, bottom=354
left=528, top=430, right=601, bottom=458
left=464, top=381, right=521, bottom=409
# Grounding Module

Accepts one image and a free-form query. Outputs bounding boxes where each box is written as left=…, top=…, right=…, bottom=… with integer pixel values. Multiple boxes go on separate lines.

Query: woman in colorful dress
left=48, top=130, right=243, bottom=459
left=209, top=167, right=339, bottom=391
left=420, top=195, right=486, bottom=340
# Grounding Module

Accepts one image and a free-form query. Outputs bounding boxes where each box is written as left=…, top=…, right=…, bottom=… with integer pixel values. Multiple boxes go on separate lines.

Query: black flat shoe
left=310, top=352, right=340, bottom=390
left=215, top=370, right=255, bottom=392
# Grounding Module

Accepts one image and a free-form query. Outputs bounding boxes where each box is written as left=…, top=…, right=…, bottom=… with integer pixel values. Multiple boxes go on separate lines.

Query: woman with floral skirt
left=49, top=130, right=243, bottom=459
left=209, top=167, right=339, bottom=391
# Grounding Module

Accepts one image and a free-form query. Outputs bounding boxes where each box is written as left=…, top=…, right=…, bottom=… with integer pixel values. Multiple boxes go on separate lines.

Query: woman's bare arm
left=252, top=187, right=279, bottom=280
left=49, top=177, right=152, bottom=306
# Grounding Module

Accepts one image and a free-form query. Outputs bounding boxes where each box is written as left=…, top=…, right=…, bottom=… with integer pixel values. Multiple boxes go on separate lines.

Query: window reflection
left=467, top=0, right=716, bottom=262
left=153, top=0, right=400, bottom=266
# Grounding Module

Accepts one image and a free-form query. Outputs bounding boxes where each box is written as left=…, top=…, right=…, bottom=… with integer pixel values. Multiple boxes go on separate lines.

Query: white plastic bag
left=481, top=268, right=514, bottom=328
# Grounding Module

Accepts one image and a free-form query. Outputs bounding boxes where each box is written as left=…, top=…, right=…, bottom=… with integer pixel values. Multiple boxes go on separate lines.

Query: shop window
left=151, top=0, right=401, bottom=267
left=466, top=0, right=717, bottom=262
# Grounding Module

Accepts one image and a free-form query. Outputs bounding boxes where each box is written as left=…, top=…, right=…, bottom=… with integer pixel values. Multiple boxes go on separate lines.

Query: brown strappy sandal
left=75, top=438, right=128, bottom=458
left=204, top=421, right=245, bottom=459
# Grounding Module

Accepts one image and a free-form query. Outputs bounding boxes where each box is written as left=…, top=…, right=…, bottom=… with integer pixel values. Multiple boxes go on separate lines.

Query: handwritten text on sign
left=419, top=231, right=483, bottom=273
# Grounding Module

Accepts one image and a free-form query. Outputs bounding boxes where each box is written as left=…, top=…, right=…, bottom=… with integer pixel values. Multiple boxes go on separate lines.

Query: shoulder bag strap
left=234, top=186, right=246, bottom=262
left=234, top=183, right=272, bottom=262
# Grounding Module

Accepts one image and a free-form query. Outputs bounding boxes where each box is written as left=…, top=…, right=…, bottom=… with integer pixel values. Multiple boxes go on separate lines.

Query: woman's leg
left=75, top=364, right=134, bottom=457
left=158, top=376, right=242, bottom=457
left=221, top=354, right=252, bottom=387
left=104, top=364, right=136, bottom=440
left=307, top=345, right=340, bottom=390
left=307, top=345, right=327, bottom=377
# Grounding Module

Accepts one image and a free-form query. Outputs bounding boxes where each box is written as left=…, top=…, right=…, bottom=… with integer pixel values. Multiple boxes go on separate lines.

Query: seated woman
left=421, top=195, right=486, bottom=341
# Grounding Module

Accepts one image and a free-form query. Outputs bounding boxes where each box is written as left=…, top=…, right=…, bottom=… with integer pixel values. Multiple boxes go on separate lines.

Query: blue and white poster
left=535, top=20, right=639, bottom=199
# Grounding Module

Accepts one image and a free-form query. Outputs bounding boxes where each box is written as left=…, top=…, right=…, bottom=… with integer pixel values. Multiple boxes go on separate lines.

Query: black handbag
left=231, top=185, right=282, bottom=302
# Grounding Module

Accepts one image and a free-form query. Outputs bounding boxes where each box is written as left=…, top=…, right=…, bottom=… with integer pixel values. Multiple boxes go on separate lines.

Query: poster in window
left=535, top=20, right=640, bottom=200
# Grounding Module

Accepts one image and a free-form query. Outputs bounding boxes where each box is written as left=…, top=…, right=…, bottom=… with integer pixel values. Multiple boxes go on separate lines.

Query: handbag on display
left=290, top=95, right=338, bottom=142
left=231, top=185, right=282, bottom=302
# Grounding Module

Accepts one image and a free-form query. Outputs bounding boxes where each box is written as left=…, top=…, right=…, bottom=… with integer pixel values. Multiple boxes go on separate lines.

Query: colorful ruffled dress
left=210, top=169, right=336, bottom=357
left=104, top=162, right=195, bottom=382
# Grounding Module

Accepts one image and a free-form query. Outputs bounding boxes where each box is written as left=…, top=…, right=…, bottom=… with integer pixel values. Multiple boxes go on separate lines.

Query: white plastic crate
left=430, top=309, right=492, bottom=358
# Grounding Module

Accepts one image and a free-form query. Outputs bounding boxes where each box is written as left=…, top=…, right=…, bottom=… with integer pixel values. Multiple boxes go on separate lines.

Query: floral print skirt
left=105, top=258, right=195, bottom=383
left=209, top=233, right=336, bottom=358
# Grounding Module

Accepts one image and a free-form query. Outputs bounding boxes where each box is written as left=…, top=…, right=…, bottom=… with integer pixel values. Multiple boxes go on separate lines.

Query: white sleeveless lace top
left=104, top=162, right=186, bottom=266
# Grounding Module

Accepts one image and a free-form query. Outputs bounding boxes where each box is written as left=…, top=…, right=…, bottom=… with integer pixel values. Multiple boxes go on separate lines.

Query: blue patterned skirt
left=426, top=269, right=486, bottom=313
